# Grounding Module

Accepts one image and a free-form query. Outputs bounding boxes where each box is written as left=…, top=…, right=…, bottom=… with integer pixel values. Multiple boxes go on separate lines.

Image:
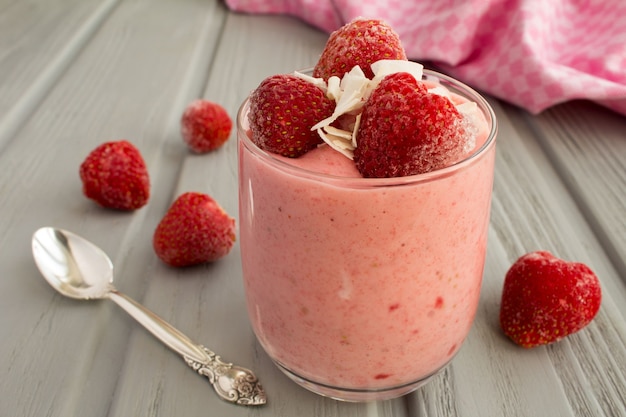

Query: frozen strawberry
left=248, top=74, right=335, bottom=158
left=500, top=251, right=602, bottom=348
left=153, top=192, right=236, bottom=267
left=181, top=99, right=232, bottom=153
left=313, top=18, right=407, bottom=81
left=354, top=72, right=470, bottom=178
left=79, top=140, right=150, bottom=210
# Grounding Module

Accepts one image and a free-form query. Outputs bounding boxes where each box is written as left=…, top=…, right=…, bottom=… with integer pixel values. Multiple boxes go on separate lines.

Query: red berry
left=500, top=251, right=602, bottom=348
left=79, top=140, right=150, bottom=210
left=153, top=192, right=236, bottom=267
left=313, top=18, right=407, bottom=81
left=354, top=72, right=470, bottom=178
left=181, top=99, right=232, bottom=153
left=248, top=74, right=335, bottom=158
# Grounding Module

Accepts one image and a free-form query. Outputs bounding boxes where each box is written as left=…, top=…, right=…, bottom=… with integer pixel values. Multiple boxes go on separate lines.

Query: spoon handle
left=108, top=290, right=209, bottom=363
left=107, top=290, right=267, bottom=406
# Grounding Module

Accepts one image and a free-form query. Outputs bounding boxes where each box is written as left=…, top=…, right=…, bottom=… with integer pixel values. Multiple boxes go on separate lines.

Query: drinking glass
left=237, top=70, right=497, bottom=401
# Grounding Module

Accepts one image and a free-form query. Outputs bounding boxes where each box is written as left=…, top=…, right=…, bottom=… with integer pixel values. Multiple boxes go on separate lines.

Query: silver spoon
left=32, top=226, right=266, bottom=406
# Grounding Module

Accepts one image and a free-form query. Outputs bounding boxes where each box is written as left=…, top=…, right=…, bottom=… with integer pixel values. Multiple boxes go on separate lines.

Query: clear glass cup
left=237, top=69, right=497, bottom=401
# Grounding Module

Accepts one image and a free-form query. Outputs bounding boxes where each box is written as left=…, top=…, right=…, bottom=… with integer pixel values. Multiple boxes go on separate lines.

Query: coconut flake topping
left=294, top=60, right=478, bottom=160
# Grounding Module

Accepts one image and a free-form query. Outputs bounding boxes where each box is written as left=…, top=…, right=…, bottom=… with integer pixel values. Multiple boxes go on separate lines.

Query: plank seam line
left=151, top=7, right=229, bottom=205
left=0, top=0, right=121, bottom=153
left=520, top=110, right=626, bottom=279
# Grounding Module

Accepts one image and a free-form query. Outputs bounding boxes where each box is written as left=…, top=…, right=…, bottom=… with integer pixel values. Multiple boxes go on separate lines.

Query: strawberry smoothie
left=237, top=70, right=497, bottom=401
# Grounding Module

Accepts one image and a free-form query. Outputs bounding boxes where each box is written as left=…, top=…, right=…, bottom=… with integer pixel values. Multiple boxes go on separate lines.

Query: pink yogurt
left=237, top=70, right=497, bottom=401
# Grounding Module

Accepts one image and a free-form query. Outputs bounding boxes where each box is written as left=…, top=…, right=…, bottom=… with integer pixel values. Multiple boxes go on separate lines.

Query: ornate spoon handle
left=184, top=346, right=266, bottom=406
left=108, top=290, right=266, bottom=406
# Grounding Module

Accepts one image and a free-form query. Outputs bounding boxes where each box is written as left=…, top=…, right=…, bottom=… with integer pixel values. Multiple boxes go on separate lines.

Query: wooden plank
left=0, top=0, right=119, bottom=150
left=0, top=0, right=232, bottom=416
left=516, top=101, right=626, bottom=417
left=523, top=101, right=626, bottom=279
left=1, top=2, right=625, bottom=416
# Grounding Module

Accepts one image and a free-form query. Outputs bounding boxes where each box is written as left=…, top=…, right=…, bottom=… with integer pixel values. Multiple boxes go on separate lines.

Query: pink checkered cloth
left=225, top=0, right=626, bottom=115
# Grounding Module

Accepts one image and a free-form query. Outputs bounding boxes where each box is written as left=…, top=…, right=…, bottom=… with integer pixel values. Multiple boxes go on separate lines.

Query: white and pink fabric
left=225, top=0, right=626, bottom=115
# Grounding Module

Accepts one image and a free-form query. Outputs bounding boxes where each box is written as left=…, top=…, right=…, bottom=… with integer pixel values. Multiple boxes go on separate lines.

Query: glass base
left=274, top=360, right=450, bottom=402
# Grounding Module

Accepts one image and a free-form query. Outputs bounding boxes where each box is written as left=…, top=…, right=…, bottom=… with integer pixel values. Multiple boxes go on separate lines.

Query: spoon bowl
left=33, top=227, right=114, bottom=299
left=32, top=226, right=266, bottom=406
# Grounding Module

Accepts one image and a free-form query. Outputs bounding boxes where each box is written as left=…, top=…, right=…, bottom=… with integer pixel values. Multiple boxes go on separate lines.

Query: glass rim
left=237, top=68, right=497, bottom=188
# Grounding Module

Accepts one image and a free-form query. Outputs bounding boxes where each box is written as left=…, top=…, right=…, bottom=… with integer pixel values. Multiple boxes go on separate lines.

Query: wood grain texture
left=0, top=1, right=624, bottom=416
left=0, top=0, right=119, bottom=151
left=525, top=101, right=626, bottom=279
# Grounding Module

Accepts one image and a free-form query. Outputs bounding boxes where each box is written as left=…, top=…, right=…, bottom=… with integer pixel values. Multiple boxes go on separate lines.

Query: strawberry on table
left=248, top=74, right=335, bottom=158
left=181, top=99, right=232, bottom=153
left=500, top=251, right=602, bottom=348
left=79, top=140, right=150, bottom=210
left=354, top=72, right=472, bottom=178
left=313, top=17, right=407, bottom=81
left=153, top=192, right=236, bottom=267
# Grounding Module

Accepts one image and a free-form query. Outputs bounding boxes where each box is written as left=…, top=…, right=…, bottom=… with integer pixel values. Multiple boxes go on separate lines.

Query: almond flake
left=294, top=71, right=327, bottom=93
left=370, top=60, right=424, bottom=85
left=317, top=127, right=355, bottom=159
left=426, top=85, right=451, bottom=98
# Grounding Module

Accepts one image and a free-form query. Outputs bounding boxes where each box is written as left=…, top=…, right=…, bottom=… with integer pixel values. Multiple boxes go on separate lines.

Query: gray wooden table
left=1, top=1, right=625, bottom=416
